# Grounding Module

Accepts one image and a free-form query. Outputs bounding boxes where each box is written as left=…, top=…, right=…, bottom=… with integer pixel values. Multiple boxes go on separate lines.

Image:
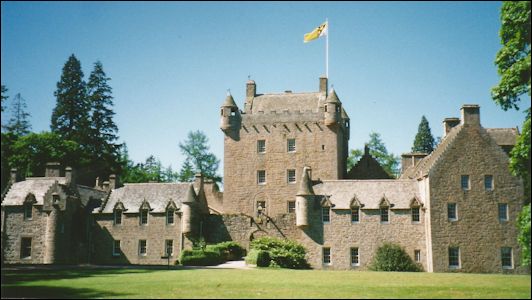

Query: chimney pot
left=442, top=117, right=460, bottom=137
left=10, top=168, right=17, bottom=184
left=319, top=76, right=328, bottom=96
left=45, top=162, right=61, bottom=177
left=461, top=104, right=480, bottom=125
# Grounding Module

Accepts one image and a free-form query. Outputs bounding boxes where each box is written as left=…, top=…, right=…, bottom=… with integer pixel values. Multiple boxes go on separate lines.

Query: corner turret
left=181, top=183, right=196, bottom=236
left=296, top=166, right=314, bottom=228
left=220, top=91, right=241, bottom=132
left=324, top=88, right=341, bottom=126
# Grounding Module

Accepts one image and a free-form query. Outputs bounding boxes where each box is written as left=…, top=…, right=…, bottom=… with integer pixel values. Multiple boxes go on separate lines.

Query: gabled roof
left=97, top=183, right=193, bottom=213
left=313, top=179, right=420, bottom=209
left=250, top=92, right=322, bottom=114
left=1, top=177, right=66, bottom=206
left=486, top=128, right=518, bottom=146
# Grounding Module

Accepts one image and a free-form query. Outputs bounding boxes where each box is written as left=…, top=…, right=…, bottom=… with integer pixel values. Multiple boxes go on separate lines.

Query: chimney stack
left=65, top=167, right=74, bottom=186
left=193, top=173, right=204, bottom=192
left=461, top=104, right=480, bottom=125
left=442, top=117, right=460, bottom=137
left=246, top=80, right=256, bottom=99
left=109, top=174, right=117, bottom=190
left=45, top=162, right=61, bottom=177
left=319, top=76, right=328, bottom=96
left=10, top=168, right=17, bottom=184
left=103, top=181, right=110, bottom=192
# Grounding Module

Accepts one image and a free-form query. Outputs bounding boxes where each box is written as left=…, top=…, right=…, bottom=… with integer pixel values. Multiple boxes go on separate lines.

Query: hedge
left=206, top=241, right=245, bottom=261
left=249, top=237, right=310, bottom=269
left=369, top=243, right=422, bottom=272
left=179, top=249, right=225, bottom=266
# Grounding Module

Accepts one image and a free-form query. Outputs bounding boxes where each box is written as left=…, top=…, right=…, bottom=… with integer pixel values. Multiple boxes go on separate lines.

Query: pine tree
left=178, top=131, right=221, bottom=182
left=177, top=159, right=195, bottom=182
left=1, top=85, right=7, bottom=113
left=347, top=132, right=400, bottom=178
left=5, top=93, right=32, bottom=137
left=411, top=116, right=435, bottom=153
left=51, top=54, right=90, bottom=143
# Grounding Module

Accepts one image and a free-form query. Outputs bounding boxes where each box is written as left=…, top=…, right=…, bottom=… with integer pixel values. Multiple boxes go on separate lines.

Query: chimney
left=10, top=168, right=17, bottom=184
left=95, top=177, right=100, bottom=189
left=109, top=174, right=117, bottom=190
left=65, top=167, right=75, bottom=186
left=246, top=80, right=256, bottom=99
left=319, top=76, right=328, bottom=96
left=442, top=117, right=460, bottom=137
left=401, top=153, right=428, bottom=174
left=364, top=144, right=370, bottom=156
left=45, top=162, right=61, bottom=177
left=102, top=181, right=110, bottom=192
left=461, top=104, right=480, bottom=125
left=194, top=173, right=204, bottom=192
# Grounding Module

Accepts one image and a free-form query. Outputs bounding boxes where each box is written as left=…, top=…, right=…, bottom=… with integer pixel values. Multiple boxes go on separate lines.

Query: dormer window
left=380, top=206, right=389, bottom=223
left=167, top=209, right=175, bottom=225
left=411, top=207, right=420, bottom=223
left=322, top=207, right=330, bottom=224
left=140, top=209, right=148, bottom=225
left=114, top=209, right=122, bottom=225
left=24, top=204, right=33, bottom=220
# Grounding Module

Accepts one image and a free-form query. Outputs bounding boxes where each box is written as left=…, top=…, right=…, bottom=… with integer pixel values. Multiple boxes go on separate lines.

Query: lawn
left=1, top=267, right=530, bottom=299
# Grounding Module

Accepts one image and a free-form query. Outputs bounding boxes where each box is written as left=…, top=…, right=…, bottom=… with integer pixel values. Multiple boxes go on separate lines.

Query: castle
left=1, top=76, right=526, bottom=273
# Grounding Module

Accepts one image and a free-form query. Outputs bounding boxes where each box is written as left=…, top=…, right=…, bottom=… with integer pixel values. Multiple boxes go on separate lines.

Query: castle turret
left=324, top=88, right=341, bottom=126
left=220, top=92, right=241, bottom=132
left=296, top=166, right=314, bottom=228
left=181, top=183, right=196, bottom=236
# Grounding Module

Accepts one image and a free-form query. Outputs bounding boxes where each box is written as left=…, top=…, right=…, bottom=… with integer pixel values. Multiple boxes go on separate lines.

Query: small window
left=257, top=170, right=266, bottom=185
left=24, top=204, right=33, bottom=220
left=322, top=145, right=325, bottom=151
left=449, top=247, right=460, bottom=268
left=380, top=207, right=389, bottom=223
left=20, top=237, right=32, bottom=259
left=230, top=109, right=236, bottom=116
left=114, top=209, right=122, bottom=225
left=287, top=201, right=296, bottom=213
left=167, top=209, right=174, bottom=225
left=351, top=208, right=359, bottom=223
left=461, top=175, right=470, bottom=190
left=287, top=139, right=296, bottom=152
left=501, top=247, right=513, bottom=269
left=140, top=210, right=148, bottom=225
left=165, top=240, right=174, bottom=257
left=411, top=207, right=420, bottom=223
left=485, top=175, right=493, bottom=191
left=287, top=169, right=296, bottom=183
left=322, top=207, right=330, bottom=224
left=139, top=240, right=147, bottom=256
left=448, top=203, right=457, bottom=221
left=323, top=247, right=331, bottom=265
left=498, top=203, right=508, bottom=222
left=257, top=140, right=266, bottom=153
left=113, top=240, right=121, bottom=256
left=52, top=194, right=60, bottom=205
left=220, top=109, right=223, bottom=116
left=414, top=250, right=421, bottom=262
left=350, top=248, right=359, bottom=266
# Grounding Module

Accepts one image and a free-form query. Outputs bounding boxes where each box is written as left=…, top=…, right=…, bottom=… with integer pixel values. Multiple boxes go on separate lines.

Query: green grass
left=1, top=267, right=530, bottom=299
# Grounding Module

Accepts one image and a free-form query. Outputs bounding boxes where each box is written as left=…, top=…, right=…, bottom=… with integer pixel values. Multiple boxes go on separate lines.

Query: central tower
left=220, top=77, right=350, bottom=217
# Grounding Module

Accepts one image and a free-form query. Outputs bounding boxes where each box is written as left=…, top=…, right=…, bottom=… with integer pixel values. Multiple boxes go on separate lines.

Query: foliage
left=250, top=236, right=310, bottom=269
left=179, top=130, right=221, bottom=183
left=244, top=248, right=260, bottom=265
left=177, top=159, right=195, bottom=182
left=510, top=111, right=531, bottom=203
left=206, top=241, right=245, bottom=261
left=369, top=243, right=422, bottom=272
left=8, top=132, right=81, bottom=177
left=1, top=84, right=7, bottom=113
left=4, top=93, right=31, bottom=137
left=411, top=115, right=435, bottom=153
left=179, top=249, right=224, bottom=266
left=51, top=54, right=90, bottom=143
left=119, top=148, right=178, bottom=184
left=517, top=203, right=531, bottom=267
left=347, top=132, right=400, bottom=177
left=256, top=250, right=271, bottom=267
left=491, top=1, right=531, bottom=111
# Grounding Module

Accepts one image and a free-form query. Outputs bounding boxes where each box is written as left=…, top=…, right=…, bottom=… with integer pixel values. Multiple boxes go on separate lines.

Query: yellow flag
left=304, top=21, right=328, bottom=43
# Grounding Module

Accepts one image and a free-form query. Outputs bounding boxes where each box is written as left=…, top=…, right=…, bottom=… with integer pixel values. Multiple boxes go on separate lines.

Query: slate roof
left=2, top=177, right=66, bottom=206
left=486, top=128, right=518, bottom=146
left=77, top=185, right=108, bottom=207
left=98, top=183, right=193, bottom=213
left=313, top=179, right=420, bottom=210
left=251, top=92, right=323, bottom=114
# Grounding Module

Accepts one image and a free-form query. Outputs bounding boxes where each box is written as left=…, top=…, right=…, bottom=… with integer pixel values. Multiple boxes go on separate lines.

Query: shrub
left=250, top=237, right=310, bottom=269
left=207, top=241, right=245, bottom=261
left=369, top=243, right=422, bottom=272
left=256, top=250, right=271, bottom=267
left=180, top=249, right=224, bottom=266
left=245, top=249, right=260, bottom=265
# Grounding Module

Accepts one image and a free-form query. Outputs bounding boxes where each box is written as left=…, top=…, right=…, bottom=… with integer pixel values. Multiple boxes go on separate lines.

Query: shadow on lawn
left=1, top=267, right=157, bottom=299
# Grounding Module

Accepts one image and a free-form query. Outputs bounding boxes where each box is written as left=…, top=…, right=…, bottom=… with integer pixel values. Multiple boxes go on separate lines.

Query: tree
left=1, top=85, right=7, bottom=113
left=177, top=159, right=195, bottom=182
left=347, top=132, right=400, bottom=177
left=51, top=54, right=90, bottom=143
left=86, top=61, right=121, bottom=181
left=491, top=1, right=531, bottom=111
left=492, top=1, right=531, bottom=267
left=8, top=132, right=81, bottom=178
left=411, top=115, right=435, bottom=153
left=178, top=131, right=221, bottom=182
left=5, top=93, right=31, bottom=137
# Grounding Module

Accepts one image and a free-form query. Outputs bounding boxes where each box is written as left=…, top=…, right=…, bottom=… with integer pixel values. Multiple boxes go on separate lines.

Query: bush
left=180, top=249, right=224, bottom=266
left=369, top=243, right=422, bottom=272
left=206, top=241, right=245, bottom=261
left=250, top=237, right=310, bottom=269
left=256, top=250, right=271, bottom=267
left=245, top=249, right=260, bottom=265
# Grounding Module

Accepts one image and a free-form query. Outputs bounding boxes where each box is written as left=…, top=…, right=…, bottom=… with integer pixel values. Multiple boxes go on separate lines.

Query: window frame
left=139, top=240, right=147, bottom=256
left=484, top=175, right=494, bottom=191
left=448, top=247, right=460, bottom=269
left=287, top=169, right=296, bottom=184
left=114, top=209, right=122, bottom=225
left=287, top=138, right=296, bottom=153
left=257, top=140, right=266, bottom=154
left=350, top=247, right=359, bottom=266
left=498, top=203, right=508, bottom=222
left=257, top=170, right=266, bottom=185
left=24, top=204, right=33, bottom=220
left=461, top=175, right=470, bottom=190
left=323, top=247, right=331, bottom=265
left=448, top=203, right=458, bottom=221
left=165, top=240, right=174, bottom=257
left=501, top=247, right=513, bottom=269
left=380, top=206, right=389, bottom=223
left=20, top=237, right=32, bottom=259
left=166, top=209, right=175, bottom=225
left=351, top=207, right=360, bottom=223
left=322, top=207, right=331, bottom=224
left=287, top=201, right=296, bottom=213
left=411, top=207, right=420, bottom=223
left=113, top=240, right=121, bottom=256
left=140, top=209, right=149, bottom=225
left=414, top=250, right=421, bottom=262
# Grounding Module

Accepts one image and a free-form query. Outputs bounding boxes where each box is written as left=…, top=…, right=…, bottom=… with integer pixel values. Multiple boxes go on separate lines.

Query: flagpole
left=326, top=18, right=329, bottom=79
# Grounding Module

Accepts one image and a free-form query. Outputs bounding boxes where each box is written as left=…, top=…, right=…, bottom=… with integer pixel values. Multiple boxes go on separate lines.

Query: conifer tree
left=411, top=116, right=435, bottom=153
left=178, top=131, right=221, bottom=182
left=1, top=85, right=7, bottom=113
left=5, top=93, right=32, bottom=137
left=51, top=54, right=90, bottom=143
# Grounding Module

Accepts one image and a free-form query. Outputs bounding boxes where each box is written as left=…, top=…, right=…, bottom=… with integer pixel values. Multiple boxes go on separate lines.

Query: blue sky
left=1, top=1, right=526, bottom=176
